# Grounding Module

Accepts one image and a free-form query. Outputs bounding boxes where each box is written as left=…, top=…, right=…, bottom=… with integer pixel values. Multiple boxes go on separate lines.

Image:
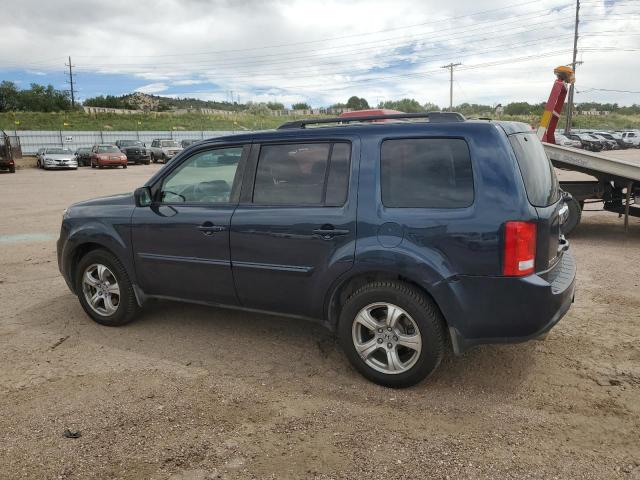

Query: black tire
left=144, top=160, right=150, bottom=165
left=123, top=164, right=127, bottom=169
left=9, top=164, right=15, bottom=173
left=75, top=249, right=139, bottom=326
left=151, top=154, right=156, bottom=163
left=338, top=281, right=446, bottom=388
left=561, top=196, right=582, bottom=236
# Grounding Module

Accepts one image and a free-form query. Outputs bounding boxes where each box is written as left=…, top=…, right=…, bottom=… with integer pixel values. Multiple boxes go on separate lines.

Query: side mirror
left=134, top=186, right=152, bottom=207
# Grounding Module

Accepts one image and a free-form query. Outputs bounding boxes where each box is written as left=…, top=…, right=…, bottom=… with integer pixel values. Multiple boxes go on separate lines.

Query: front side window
left=160, top=147, right=243, bottom=204
left=253, top=142, right=351, bottom=206
left=381, top=138, right=474, bottom=208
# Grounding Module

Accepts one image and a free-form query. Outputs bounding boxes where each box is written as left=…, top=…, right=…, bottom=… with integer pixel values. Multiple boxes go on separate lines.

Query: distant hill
left=83, top=92, right=241, bottom=112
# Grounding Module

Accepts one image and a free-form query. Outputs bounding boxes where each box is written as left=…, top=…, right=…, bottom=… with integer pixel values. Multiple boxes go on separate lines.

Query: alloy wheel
left=81, top=263, right=120, bottom=316
left=351, top=302, right=422, bottom=375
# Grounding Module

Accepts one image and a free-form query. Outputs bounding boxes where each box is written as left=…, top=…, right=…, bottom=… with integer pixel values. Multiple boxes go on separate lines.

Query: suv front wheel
left=76, top=249, right=139, bottom=326
left=338, top=281, right=446, bottom=388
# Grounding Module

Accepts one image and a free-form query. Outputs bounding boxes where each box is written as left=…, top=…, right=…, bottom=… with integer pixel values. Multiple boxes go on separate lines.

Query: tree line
left=2, top=80, right=640, bottom=116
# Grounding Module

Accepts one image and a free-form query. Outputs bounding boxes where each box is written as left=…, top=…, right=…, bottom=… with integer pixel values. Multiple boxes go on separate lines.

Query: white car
left=554, top=133, right=581, bottom=148
left=40, top=147, right=78, bottom=170
left=621, top=131, right=640, bottom=148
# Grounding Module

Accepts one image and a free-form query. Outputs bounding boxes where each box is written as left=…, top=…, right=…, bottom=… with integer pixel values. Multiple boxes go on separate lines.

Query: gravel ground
left=0, top=160, right=639, bottom=480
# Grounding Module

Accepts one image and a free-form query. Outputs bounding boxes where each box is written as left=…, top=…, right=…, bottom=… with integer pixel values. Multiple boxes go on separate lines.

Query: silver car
left=40, top=147, right=78, bottom=170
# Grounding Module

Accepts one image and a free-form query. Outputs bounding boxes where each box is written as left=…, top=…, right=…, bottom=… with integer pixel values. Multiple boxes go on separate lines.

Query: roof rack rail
left=277, top=111, right=465, bottom=129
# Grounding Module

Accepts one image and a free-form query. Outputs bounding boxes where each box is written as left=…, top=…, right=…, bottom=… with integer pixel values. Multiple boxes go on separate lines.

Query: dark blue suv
left=57, top=113, right=576, bottom=387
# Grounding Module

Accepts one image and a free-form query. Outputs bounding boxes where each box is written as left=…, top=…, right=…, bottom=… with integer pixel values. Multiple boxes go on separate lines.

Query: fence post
left=59, top=130, right=63, bottom=147
left=100, top=131, right=104, bottom=143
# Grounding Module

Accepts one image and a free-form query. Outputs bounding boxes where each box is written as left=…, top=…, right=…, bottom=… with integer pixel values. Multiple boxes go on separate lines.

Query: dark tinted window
left=325, top=143, right=351, bottom=206
left=380, top=138, right=473, bottom=208
left=509, top=133, right=560, bottom=207
left=255, top=143, right=351, bottom=206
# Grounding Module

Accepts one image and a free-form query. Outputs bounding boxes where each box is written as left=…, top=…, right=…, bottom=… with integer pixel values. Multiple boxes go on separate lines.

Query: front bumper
left=126, top=154, right=150, bottom=163
left=444, top=250, right=577, bottom=354
left=45, top=161, right=78, bottom=169
left=97, top=159, right=127, bottom=166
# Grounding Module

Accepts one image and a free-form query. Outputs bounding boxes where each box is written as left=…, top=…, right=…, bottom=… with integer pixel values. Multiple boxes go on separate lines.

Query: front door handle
left=312, top=227, right=350, bottom=239
left=197, top=222, right=226, bottom=236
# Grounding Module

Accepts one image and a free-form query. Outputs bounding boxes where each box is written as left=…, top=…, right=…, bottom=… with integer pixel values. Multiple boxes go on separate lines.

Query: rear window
left=509, top=133, right=560, bottom=207
left=380, top=138, right=474, bottom=208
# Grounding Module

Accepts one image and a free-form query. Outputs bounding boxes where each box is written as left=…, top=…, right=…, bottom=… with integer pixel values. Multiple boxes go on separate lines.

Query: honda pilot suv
left=57, top=112, right=576, bottom=388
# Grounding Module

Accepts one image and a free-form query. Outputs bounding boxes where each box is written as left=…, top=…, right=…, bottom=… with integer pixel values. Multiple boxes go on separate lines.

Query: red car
left=90, top=144, right=128, bottom=169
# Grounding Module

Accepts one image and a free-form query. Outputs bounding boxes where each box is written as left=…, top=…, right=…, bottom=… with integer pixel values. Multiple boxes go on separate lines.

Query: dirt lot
left=0, top=160, right=639, bottom=479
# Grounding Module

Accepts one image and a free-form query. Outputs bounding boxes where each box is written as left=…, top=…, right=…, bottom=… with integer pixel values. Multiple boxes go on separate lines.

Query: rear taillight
left=503, top=221, right=537, bottom=276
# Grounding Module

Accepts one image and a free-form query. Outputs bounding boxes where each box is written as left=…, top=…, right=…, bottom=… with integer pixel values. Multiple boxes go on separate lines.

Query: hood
left=46, top=153, right=75, bottom=160
left=72, top=192, right=134, bottom=208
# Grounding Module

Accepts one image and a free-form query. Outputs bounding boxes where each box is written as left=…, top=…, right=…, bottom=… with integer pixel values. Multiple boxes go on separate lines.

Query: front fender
left=59, top=217, right=134, bottom=293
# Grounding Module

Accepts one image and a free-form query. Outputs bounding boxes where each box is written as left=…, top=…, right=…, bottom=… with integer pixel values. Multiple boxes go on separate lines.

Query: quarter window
left=253, top=142, right=351, bottom=206
left=160, top=147, right=243, bottom=204
left=380, top=138, right=474, bottom=208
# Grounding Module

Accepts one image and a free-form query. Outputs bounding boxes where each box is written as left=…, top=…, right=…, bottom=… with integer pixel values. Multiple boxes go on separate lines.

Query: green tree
left=423, top=102, right=440, bottom=112
left=0, top=81, right=19, bottom=112
left=292, top=102, right=311, bottom=110
left=266, top=102, right=285, bottom=111
left=377, top=98, right=424, bottom=113
left=346, top=96, right=369, bottom=110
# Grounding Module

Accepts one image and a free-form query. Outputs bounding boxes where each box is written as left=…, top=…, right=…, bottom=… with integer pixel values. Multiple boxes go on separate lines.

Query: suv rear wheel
left=338, top=281, right=446, bottom=388
left=76, top=249, right=139, bottom=326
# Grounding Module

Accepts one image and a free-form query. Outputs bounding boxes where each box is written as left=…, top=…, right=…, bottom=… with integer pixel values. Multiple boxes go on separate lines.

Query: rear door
left=131, top=144, right=249, bottom=304
left=509, top=132, right=564, bottom=271
left=230, top=139, right=359, bottom=318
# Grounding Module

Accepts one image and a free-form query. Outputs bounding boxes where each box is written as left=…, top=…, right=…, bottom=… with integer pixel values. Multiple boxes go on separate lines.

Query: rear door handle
left=312, top=227, right=350, bottom=239
left=197, top=222, right=226, bottom=235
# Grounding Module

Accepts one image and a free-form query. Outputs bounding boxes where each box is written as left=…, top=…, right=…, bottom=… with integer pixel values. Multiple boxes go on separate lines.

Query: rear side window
left=380, top=138, right=473, bottom=208
left=253, top=142, right=351, bottom=206
left=509, top=133, right=560, bottom=207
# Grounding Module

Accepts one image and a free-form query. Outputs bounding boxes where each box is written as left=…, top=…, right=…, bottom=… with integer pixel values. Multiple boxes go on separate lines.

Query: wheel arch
left=324, top=269, right=451, bottom=336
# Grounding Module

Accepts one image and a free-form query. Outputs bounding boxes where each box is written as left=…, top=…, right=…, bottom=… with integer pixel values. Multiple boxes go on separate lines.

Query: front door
left=132, top=145, right=248, bottom=305
left=230, top=140, right=359, bottom=318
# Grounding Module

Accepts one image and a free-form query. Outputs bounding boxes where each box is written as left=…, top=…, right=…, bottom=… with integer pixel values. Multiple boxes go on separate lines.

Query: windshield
left=161, top=140, right=179, bottom=147
left=119, top=140, right=142, bottom=147
left=509, top=132, right=560, bottom=207
left=97, top=146, right=121, bottom=153
left=47, top=148, right=72, bottom=154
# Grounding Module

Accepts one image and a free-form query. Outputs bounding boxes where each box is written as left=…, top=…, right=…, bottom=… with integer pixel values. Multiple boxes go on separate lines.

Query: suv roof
left=199, top=113, right=532, bottom=146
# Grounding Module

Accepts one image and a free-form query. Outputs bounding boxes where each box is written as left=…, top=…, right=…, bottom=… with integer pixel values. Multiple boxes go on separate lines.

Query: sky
left=1, top=0, right=639, bottom=108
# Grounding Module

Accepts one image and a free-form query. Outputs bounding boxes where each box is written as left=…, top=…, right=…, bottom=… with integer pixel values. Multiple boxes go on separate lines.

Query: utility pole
left=564, top=0, right=580, bottom=134
left=65, top=56, right=76, bottom=108
left=441, top=62, right=461, bottom=111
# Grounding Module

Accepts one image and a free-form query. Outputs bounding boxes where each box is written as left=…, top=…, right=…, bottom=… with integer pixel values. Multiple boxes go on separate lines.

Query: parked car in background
left=35, top=148, right=46, bottom=168
left=74, top=147, right=92, bottom=167
left=0, top=131, right=16, bottom=173
left=115, top=140, right=151, bottom=165
left=554, top=133, right=581, bottom=148
left=588, top=133, right=618, bottom=150
left=568, top=133, right=602, bottom=152
left=621, top=131, right=640, bottom=148
left=90, top=144, right=128, bottom=169
left=57, top=112, right=576, bottom=388
left=149, top=139, right=183, bottom=163
left=180, top=139, right=199, bottom=149
left=39, top=147, right=78, bottom=170
left=593, top=131, right=629, bottom=149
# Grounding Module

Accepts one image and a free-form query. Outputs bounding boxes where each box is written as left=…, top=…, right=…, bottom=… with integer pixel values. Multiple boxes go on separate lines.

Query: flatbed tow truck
left=538, top=66, right=639, bottom=233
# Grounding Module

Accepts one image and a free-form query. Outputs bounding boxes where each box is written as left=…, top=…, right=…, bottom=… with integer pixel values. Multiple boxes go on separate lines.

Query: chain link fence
left=12, top=130, right=236, bottom=155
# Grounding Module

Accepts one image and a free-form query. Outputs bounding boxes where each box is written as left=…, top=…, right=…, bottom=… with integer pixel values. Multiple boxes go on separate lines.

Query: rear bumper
left=444, top=250, right=576, bottom=354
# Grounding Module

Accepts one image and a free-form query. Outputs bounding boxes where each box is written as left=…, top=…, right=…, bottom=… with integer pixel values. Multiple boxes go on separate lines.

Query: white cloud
left=135, top=82, right=169, bottom=94
left=0, top=0, right=638, bottom=107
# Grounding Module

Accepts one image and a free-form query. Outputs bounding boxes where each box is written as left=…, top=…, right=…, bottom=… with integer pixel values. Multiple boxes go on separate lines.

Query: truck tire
left=9, top=164, right=15, bottom=173
left=561, top=196, right=582, bottom=236
left=338, top=281, right=446, bottom=388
